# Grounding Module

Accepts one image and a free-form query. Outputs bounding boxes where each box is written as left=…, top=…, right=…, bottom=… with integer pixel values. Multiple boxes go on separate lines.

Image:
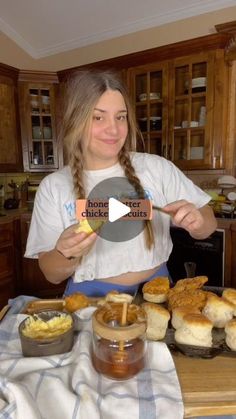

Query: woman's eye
left=117, top=115, right=127, bottom=121
left=93, top=115, right=103, bottom=121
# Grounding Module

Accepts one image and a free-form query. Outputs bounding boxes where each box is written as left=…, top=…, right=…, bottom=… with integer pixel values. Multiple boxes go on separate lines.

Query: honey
left=91, top=303, right=147, bottom=380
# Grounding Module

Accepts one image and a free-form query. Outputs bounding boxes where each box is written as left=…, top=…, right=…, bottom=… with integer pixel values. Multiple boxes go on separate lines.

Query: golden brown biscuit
left=174, top=313, right=213, bottom=347
left=202, top=294, right=234, bottom=328
left=223, top=288, right=236, bottom=315
left=167, top=289, right=208, bottom=311
left=64, top=292, right=90, bottom=312
left=225, top=318, right=236, bottom=350
left=171, top=305, right=201, bottom=329
left=174, top=276, right=208, bottom=292
left=142, top=302, right=170, bottom=340
left=105, top=290, right=133, bottom=304
left=142, top=277, right=170, bottom=303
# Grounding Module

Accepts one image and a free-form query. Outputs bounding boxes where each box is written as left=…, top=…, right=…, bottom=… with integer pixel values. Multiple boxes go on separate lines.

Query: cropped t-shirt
left=25, top=152, right=211, bottom=282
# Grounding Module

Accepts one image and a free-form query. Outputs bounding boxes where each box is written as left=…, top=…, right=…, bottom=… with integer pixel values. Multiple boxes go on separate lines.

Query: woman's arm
left=38, top=249, right=80, bottom=284
left=163, top=200, right=217, bottom=239
left=38, top=225, right=97, bottom=284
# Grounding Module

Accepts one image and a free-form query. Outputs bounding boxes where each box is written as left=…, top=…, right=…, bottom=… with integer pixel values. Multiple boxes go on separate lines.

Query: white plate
left=139, top=92, right=160, bottom=101
left=192, top=77, right=206, bottom=87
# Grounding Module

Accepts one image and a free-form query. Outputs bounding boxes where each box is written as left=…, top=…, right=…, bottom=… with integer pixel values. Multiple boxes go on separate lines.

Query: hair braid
left=69, top=143, right=86, bottom=199
left=119, top=149, right=154, bottom=249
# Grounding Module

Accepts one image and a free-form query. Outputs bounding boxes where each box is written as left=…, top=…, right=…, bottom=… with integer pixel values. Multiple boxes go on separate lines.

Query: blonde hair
left=62, top=69, right=154, bottom=248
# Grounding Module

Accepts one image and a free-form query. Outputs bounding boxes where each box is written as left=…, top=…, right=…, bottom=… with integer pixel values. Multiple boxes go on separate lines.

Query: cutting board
left=174, top=353, right=236, bottom=417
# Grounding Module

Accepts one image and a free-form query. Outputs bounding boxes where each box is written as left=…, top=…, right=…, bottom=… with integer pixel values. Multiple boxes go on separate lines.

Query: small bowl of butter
left=19, top=311, right=74, bottom=357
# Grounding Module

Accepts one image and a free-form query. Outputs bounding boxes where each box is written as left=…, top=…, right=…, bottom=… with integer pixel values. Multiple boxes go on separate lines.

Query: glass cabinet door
left=128, top=63, right=168, bottom=157
left=28, top=85, right=58, bottom=170
left=169, top=53, right=214, bottom=169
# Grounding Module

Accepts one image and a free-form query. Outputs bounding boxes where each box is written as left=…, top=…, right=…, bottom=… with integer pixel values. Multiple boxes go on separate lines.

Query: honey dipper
left=112, top=302, right=129, bottom=374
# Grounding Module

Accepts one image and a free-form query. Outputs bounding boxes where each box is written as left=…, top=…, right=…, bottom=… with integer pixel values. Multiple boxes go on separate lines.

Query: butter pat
left=22, top=313, right=73, bottom=339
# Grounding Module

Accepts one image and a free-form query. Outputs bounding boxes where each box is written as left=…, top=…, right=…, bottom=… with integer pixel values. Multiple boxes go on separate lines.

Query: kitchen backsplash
left=0, top=168, right=231, bottom=209
left=0, top=172, right=46, bottom=208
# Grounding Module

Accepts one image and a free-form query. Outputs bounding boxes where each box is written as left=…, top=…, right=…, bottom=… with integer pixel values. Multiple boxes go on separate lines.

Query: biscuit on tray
left=142, top=277, right=170, bottom=303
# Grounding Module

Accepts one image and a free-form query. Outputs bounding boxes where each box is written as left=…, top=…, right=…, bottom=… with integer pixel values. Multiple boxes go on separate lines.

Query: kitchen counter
left=217, top=217, right=236, bottom=230
left=0, top=207, right=30, bottom=223
left=173, top=352, right=236, bottom=418
left=231, top=222, right=236, bottom=232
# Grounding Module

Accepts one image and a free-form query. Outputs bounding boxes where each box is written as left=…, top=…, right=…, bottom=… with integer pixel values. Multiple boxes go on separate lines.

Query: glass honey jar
left=91, top=302, right=147, bottom=380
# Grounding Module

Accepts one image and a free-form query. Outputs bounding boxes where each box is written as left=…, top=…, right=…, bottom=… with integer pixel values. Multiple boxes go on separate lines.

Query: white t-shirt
left=25, top=152, right=210, bottom=282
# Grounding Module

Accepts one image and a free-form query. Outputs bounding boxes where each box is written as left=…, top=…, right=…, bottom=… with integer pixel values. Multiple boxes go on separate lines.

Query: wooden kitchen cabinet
left=127, top=61, right=169, bottom=155
left=18, top=72, right=63, bottom=172
left=0, top=63, right=23, bottom=172
left=20, top=213, right=66, bottom=297
left=127, top=49, right=228, bottom=170
left=0, top=220, right=19, bottom=308
left=231, top=223, right=236, bottom=288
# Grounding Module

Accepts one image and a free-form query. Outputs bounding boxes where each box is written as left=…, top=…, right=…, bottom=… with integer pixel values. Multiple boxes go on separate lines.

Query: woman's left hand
left=163, top=200, right=217, bottom=239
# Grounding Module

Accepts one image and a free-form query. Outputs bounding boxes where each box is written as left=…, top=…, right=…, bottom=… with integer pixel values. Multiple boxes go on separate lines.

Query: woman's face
left=84, top=89, right=128, bottom=169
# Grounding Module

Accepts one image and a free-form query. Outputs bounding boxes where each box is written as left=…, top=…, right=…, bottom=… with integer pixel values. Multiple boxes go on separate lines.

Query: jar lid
left=92, top=303, right=147, bottom=340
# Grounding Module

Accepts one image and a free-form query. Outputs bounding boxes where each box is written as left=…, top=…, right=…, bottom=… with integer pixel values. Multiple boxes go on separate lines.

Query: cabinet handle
left=30, top=151, right=33, bottom=164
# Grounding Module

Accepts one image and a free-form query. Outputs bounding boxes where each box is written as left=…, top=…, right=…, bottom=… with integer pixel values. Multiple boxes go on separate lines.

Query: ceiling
left=0, top=0, right=235, bottom=59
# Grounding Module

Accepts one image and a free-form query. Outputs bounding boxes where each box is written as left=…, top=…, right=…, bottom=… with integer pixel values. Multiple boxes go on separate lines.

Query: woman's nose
left=105, top=118, right=119, bottom=134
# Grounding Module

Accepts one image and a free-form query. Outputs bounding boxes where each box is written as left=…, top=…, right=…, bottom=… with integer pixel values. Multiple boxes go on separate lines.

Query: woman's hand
left=55, top=224, right=97, bottom=260
left=163, top=200, right=217, bottom=239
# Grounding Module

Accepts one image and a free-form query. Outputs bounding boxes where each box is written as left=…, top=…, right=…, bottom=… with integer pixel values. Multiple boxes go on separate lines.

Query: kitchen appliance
left=4, top=198, right=20, bottom=209
left=167, top=227, right=225, bottom=286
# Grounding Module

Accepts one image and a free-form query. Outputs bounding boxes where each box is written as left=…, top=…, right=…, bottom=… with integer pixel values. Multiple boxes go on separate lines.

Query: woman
left=25, top=70, right=217, bottom=297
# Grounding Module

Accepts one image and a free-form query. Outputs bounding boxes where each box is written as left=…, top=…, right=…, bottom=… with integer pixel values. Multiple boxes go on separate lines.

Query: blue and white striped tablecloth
left=0, top=296, right=184, bottom=419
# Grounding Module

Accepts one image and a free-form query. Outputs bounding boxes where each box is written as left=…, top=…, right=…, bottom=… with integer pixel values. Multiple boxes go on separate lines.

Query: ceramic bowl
left=19, top=310, right=74, bottom=357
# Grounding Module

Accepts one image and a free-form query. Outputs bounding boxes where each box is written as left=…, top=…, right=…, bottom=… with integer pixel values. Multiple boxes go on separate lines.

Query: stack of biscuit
left=141, top=275, right=236, bottom=350
left=63, top=280, right=236, bottom=351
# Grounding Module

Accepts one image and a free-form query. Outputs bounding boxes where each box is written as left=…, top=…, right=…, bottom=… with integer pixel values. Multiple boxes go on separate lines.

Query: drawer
left=0, top=222, right=13, bottom=246
left=0, top=246, right=14, bottom=279
left=0, top=277, right=15, bottom=309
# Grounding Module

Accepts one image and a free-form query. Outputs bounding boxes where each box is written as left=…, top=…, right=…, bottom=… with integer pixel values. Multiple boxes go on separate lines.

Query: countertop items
left=19, top=310, right=74, bottom=356
left=0, top=297, right=183, bottom=419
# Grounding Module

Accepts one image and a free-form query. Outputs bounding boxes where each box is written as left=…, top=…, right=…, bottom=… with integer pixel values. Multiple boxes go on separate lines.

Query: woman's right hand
left=55, top=224, right=97, bottom=260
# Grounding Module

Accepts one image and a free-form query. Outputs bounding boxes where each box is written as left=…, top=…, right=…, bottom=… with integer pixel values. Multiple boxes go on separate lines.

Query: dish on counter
left=139, top=92, right=161, bottom=101
left=19, top=310, right=75, bottom=356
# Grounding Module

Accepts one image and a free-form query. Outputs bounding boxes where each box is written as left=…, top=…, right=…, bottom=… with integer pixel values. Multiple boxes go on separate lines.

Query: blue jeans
left=64, top=263, right=171, bottom=297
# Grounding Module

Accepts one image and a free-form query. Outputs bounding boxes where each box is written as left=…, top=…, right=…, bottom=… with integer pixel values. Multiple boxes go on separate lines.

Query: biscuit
left=142, top=277, right=170, bottom=303
left=64, top=292, right=90, bottom=312
left=142, top=302, right=170, bottom=340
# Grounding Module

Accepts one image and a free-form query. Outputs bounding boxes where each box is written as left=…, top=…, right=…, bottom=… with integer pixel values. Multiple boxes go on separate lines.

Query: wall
left=0, top=6, right=236, bottom=71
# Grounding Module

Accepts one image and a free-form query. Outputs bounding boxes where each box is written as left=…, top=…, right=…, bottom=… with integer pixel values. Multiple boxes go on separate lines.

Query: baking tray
left=22, top=296, right=101, bottom=314
left=136, top=284, right=236, bottom=358
left=164, top=327, right=236, bottom=359
left=22, top=299, right=65, bottom=314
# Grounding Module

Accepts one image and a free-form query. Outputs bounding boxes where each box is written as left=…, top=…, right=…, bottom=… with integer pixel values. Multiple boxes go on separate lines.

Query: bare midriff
left=97, top=264, right=161, bottom=285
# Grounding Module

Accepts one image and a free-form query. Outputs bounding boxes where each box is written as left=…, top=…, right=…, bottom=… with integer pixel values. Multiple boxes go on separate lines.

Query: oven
left=167, top=227, right=225, bottom=287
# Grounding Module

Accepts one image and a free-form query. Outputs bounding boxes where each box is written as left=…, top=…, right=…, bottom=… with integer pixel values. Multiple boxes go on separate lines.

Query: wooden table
left=173, top=352, right=236, bottom=417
